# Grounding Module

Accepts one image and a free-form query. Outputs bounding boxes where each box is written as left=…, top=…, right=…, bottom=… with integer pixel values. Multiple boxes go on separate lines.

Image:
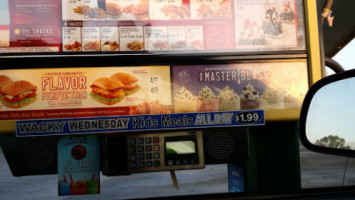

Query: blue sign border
left=16, top=110, right=264, bottom=137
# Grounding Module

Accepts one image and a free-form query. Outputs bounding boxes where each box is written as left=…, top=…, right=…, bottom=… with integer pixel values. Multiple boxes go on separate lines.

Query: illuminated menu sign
left=0, top=0, right=305, bottom=53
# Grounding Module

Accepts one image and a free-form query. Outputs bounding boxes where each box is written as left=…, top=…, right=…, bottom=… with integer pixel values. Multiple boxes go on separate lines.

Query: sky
left=307, top=38, right=355, bottom=148
left=0, top=0, right=9, bottom=25
left=333, top=38, right=355, bottom=70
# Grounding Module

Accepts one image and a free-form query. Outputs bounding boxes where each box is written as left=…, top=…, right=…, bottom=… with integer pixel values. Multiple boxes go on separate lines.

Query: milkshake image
left=196, top=85, right=218, bottom=112
left=218, top=85, right=240, bottom=111
left=262, top=87, right=284, bottom=110
left=174, top=86, right=196, bottom=113
left=240, top=83, right=261, bottom=110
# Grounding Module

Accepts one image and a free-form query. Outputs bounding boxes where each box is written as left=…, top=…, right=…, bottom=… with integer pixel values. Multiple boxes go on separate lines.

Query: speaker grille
left=207, top=132, right=235, bottom=160
left=24, top=138, right=57, bottom=171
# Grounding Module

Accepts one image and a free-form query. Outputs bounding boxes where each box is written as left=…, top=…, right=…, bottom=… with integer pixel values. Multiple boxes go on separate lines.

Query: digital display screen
left=166, top=141, right=195, bottom=155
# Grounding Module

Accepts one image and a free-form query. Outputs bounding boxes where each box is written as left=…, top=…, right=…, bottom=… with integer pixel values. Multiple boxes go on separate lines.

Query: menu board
left=0, top=61, right=307, bottom=121
left=0, top=66, right=172, bottom=120
left=0, top=0, right=306, bottom=53
left=172, top=60, right=308, bottom=113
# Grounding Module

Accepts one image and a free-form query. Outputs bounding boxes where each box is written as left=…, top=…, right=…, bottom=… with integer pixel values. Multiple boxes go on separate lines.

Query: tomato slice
left=100, top=94, right=115, bottom=99
left=3, top=90, right=36, bottom=103
left=3, top=97, right=24, bottom=103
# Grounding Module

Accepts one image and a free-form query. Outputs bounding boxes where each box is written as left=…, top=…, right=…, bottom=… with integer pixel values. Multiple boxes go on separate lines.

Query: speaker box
left=203, top=127, right=249, bottom=164
left=0, top=134, right=61, bottom=176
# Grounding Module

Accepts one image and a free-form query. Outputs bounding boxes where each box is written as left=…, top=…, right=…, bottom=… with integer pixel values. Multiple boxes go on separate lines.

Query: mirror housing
left=300, top=69, right=355, bottom=157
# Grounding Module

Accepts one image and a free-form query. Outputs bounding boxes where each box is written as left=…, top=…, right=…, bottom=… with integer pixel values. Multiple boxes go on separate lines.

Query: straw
left=69, top=174, right=74, bottom=183
left=63, top=174, right=67, bottom=183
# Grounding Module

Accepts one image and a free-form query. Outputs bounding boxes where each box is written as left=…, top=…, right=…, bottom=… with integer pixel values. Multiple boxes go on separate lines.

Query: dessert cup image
left=70, top=180, right=88, bottom=195
left=218, top=85, right=240, bottom=111
left=59, top=181, right=71, bottom=196
left=262, top=87, right=284, bottom=110
left=284, top=83, right=307, bottom=109
left=196, top=85, right=218, bottom=112
left=87, top=179, right=100, bottom=194
left=174, top=86, right=196, bottom=113
left=240, top=83, right=261, bottom=110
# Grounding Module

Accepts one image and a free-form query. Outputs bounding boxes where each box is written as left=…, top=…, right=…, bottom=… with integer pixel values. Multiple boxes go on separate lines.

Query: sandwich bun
left=111, top=73, right=138, bottom=84
left=92, top=77, right=124, bottom=90
left=0, top=75, right=13, bottom=90
left=1, top=80, right=37, bottom=109
left=1, top=80, right=36, bottom=96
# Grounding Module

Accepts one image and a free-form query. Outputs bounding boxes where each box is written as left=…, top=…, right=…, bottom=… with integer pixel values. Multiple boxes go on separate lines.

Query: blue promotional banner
left=16, top=110, right=264, bottom=137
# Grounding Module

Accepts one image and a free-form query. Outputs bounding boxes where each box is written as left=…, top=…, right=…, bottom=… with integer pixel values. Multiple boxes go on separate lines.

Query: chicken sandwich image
left=111, top=73, right=140, bottom=96
left=0, top=80, right=37, bottom=109
left=90, top=77, right=125, bottom=105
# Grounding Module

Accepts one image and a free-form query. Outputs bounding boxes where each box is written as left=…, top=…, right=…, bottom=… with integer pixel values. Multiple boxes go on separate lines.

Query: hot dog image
left=90, top=77, right=125, bottom=105
left=0, top=80, right=37, bottom=108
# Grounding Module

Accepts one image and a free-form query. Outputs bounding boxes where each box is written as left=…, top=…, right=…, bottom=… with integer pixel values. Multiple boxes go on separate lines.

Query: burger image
left=0, top=75, right=13, bottom=97
left=111, top=73, right=140, bottom=96
left=90, top=77, right=125, bottom=105
left=106, top=2, right=122, bottom=18
left=0, top=80, right=37, bottom=109
left=132, top=3, right=149, bottom=20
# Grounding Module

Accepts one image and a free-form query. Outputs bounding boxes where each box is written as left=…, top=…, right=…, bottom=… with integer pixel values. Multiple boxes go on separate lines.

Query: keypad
left=128, top=136, right=161, bottom=171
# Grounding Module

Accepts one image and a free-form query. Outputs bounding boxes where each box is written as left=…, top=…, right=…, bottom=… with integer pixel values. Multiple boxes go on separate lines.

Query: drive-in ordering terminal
left=127, top=131, right=204, bottom=172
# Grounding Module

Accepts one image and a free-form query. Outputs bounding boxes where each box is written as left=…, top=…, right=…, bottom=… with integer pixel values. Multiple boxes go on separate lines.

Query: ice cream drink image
left=262, top=87, right=284, bottom=110
left=196, top=85, right=218, bottom=112
left=218, top=85, right=240, bottom=111
left=174, top=86, right=196, bottom=113
left=240, top=83, right=261, bottom=110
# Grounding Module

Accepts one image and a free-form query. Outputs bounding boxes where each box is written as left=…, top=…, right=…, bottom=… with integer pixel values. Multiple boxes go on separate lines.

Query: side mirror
left=300, top=69, right=355, bottom=157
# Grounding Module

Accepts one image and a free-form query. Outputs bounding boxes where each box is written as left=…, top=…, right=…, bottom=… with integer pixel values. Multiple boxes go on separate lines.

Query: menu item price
left=233, top=112, right=262, bottom=124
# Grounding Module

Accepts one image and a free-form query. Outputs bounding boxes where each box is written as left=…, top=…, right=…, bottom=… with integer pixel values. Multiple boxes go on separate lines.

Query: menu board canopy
left=0, top=0, right=306, bottom=55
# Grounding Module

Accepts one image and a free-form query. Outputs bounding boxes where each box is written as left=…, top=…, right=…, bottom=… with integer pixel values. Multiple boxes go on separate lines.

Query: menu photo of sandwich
left=0, top=77, right=38, bottom=109
left=90, top=73, right=140, bottom=105
left=90, top=77, right=125, bottom=105
left=111, top=73, right=140, bottom=96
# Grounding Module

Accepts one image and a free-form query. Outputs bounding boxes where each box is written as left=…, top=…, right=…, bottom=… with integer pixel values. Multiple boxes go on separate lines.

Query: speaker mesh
left=23, top=138, right=57, bottom=171
left=207, top=132, right=235, bottom=160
